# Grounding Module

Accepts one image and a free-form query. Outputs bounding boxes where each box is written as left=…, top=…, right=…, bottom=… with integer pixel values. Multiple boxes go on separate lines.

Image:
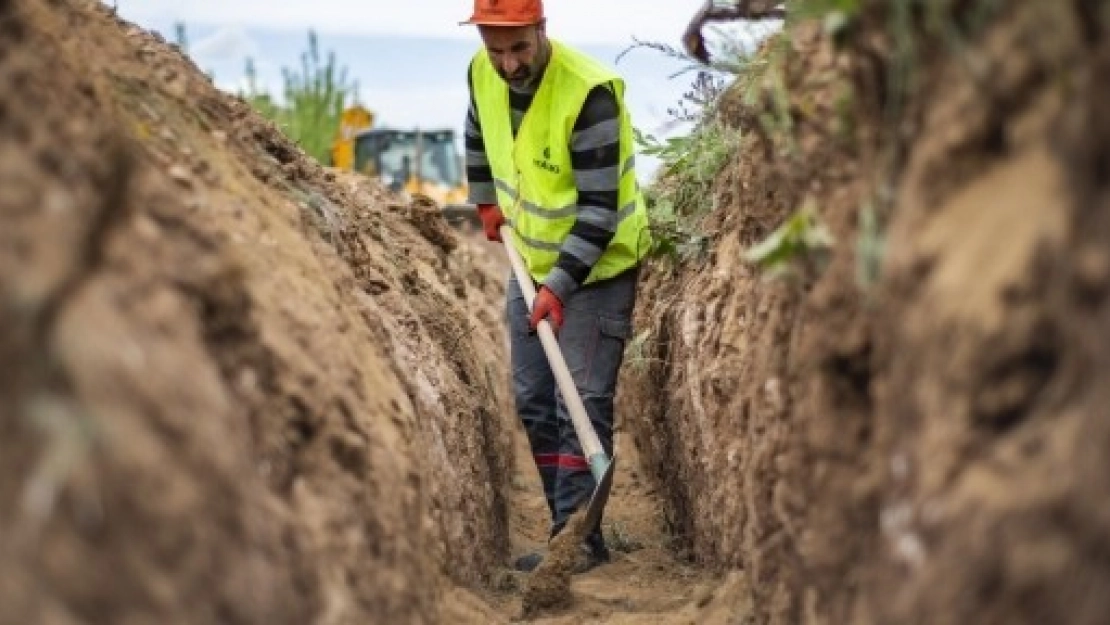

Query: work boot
left=572, top=540, right=611, bottom=575
left=512, top=545, right=610, bottom=574
left=514, top=523, right=611, bottom=573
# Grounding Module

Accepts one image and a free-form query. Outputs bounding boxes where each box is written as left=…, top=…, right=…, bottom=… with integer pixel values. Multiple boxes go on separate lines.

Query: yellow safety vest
left=470, top=40, right=651, bottom=284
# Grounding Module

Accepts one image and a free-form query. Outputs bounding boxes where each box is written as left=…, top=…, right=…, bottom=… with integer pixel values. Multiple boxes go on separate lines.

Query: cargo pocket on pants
left=582, top=315, right=633, bottom=396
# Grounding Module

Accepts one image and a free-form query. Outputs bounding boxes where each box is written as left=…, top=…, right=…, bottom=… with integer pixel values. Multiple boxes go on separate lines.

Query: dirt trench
left=0, top=1, right=745, bottom=624
left=4, top=0, right=1110, bottom=624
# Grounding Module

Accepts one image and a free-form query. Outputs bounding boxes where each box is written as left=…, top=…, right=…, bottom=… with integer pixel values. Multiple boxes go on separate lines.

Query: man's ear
left=536, top=18, right=547, bottom=36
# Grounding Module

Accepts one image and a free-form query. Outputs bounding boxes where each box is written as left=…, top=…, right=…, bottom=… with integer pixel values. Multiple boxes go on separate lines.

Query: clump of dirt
left=519, top=509, right=587, bottom=618
left=0, top=0, right=514, bottom=623
left=624, top=1, right=1110, bottom=623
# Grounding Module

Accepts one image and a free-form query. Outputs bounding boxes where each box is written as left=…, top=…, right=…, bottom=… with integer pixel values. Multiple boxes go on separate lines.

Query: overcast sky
left=110, top=0, right=710, bottom=47
left=105, top=1, right=776, bottom=178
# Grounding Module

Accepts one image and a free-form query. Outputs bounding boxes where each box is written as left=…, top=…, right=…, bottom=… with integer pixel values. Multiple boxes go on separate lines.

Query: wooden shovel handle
left=499, top=224, right=606, bottom=463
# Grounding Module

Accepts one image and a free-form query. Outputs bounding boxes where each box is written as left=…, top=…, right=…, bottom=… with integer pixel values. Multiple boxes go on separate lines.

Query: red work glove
left=529, top=286, right=564, bottom=333
left=476, top=203, right=504, bottom=242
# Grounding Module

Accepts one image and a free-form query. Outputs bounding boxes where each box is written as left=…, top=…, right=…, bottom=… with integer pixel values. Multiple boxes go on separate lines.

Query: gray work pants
left=506, top=268, right=638, bottom=549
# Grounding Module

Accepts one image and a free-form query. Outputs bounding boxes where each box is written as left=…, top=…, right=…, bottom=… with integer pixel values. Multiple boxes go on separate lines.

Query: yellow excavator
left=331, top=105, right=473, bottom=222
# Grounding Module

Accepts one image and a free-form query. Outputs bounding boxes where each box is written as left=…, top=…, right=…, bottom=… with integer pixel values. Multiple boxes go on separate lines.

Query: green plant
left=626, top=328, right=665, bottom=374
left=242, top=58, right=281, bottom=120
left=629, top=10, right=829, bottom=263
left=787, top=0, right=862, bottom=38
left=240, top=31, right=357, bottom=164
left=637, top=119, right=740, bottom=261
left=604, top=521, right=645, bottom=553
left=618, top=19, right=782, bottom=114
left=743, top=200, right=834, bottom=278
left=666, top=71, right=734, bottom=124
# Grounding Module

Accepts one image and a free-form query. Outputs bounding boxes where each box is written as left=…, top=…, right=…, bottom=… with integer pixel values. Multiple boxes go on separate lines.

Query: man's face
left=479, top=22, right=548, bottom=90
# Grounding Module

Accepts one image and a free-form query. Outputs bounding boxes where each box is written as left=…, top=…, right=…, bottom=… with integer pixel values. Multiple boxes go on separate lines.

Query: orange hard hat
left=461, top=0, right=544, bottom=26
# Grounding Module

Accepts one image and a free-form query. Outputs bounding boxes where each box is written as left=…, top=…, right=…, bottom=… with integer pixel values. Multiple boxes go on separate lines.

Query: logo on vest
left=533, top=146, right=561, bottom=174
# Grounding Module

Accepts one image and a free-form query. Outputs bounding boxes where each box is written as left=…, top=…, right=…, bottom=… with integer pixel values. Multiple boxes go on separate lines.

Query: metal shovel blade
left=582, top=453, right=617, bottom=534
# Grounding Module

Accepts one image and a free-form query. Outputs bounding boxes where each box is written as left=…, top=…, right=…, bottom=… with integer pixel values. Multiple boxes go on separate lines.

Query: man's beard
left=500, top=39, right=547, bottom=91
left=499, top=65, right=535, bottom=91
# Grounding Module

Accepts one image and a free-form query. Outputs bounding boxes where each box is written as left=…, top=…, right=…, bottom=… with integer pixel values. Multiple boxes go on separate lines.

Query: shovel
left=499, top=224, right=616, bottom=535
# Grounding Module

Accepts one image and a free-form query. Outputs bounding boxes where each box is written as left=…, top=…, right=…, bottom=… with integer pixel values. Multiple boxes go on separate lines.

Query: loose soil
left=3, top=0, right=1109, bottom=624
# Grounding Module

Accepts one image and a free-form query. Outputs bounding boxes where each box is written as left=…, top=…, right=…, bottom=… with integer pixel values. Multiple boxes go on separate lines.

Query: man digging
left=460, top=0, right=651, bottom=575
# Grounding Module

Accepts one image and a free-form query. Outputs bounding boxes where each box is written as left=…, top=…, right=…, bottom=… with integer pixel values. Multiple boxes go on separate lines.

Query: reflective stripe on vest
left=471, top=40, right=651, bottom=284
